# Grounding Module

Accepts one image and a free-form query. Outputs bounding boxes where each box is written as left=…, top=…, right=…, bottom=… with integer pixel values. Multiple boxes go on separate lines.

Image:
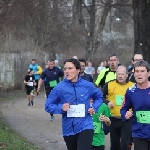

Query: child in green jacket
left=91, top=102, right=111, bottom=150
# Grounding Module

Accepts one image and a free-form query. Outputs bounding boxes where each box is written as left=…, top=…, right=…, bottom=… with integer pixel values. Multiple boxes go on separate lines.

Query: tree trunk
left=133, top=0, right=150, bottom=62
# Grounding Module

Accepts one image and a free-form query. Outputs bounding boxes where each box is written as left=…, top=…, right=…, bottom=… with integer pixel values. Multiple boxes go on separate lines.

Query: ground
left=1, top=94, right=132, bottom=150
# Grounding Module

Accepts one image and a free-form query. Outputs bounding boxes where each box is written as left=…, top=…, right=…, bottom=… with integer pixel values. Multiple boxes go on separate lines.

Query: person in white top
left=97, top=62, right=106, bottom=74
left=85, top=61, right=95, bottom=78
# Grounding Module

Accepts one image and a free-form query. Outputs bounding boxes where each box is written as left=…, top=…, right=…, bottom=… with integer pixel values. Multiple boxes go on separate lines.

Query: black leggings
left=110, top=117, right=132, bottom=150
left=133, top=138, right=150, bottom=150
left=91, top=145, right=104, bottom=150
left=64, top=129, right=94, bottom=150
left=46, top=88, right=54, bottom=117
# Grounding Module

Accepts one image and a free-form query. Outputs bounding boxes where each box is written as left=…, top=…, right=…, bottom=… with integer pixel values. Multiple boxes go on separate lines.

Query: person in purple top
left=121, top=60, right=150, bottom=150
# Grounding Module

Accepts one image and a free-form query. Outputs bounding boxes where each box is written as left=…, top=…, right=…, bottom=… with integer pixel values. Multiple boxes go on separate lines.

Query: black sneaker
left=31, top=101, right=34, bottom=106
left=50, top=116, right=55, bottom=121
left=28, top=103, right=30, bottom=107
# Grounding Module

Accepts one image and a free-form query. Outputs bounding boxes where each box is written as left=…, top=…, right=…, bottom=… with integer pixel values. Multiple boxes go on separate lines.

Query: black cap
left=28, top=68, right=33, bottom=73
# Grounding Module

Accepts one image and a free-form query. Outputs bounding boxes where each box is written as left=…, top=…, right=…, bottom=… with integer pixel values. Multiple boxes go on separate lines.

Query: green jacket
left=92, top=103, right=111, bottom=146
left=95, top=68, right=116, bottom=88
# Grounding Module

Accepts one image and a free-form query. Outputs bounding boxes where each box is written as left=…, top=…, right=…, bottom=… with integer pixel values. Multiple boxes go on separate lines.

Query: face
left=55, top=62, right=58, bottom=66
left=116, top=67, right=128, bottom=84
left=134, top=66, right=149, bottom=84
left=88, top=62, right=92, bottom=67
left=32, top=60, right=36, bottom=65
left=48, top=61, right=55, bottom=69
left=100, top=62, right=104, bottom=66
left=132, top=54, right=143, bottom=64
left=109, top=56, right=119, bottom=69
left=80, top=61, right=85, bottom=73
left=64, top=62, right=80, bottom=82
left=29, top=70, right=33, bottom=75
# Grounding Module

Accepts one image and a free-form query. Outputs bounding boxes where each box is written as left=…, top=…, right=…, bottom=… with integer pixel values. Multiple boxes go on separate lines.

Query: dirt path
left=1, top=94, right=111, bottom=150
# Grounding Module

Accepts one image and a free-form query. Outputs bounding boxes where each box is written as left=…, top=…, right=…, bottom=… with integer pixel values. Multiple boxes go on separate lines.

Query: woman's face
left=64, top=62, right=80, bottom=82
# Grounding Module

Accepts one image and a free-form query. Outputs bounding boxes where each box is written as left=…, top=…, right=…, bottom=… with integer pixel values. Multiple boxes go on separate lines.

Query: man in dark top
left=79, top=58, right=93, bottom=82
left=37, top=59, right=64, bottom=121
left=128, top=53, right=143, bottom=82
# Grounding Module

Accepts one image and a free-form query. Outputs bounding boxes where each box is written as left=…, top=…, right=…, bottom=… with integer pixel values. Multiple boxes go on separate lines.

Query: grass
left=0, top=90, right=39, bottom=150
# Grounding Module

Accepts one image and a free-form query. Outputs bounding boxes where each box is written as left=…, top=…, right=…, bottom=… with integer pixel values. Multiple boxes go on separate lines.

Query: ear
left=77, top=69, right=80, bottom=74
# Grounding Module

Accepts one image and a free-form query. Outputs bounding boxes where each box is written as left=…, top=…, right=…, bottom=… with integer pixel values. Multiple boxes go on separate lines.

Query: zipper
left=71, top=83, right=78, bottom=133
left=73, top=83, right=77, bottom=104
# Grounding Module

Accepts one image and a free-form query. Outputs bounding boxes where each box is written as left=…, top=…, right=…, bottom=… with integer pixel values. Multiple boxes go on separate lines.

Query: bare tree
left=72, top=0, right=132, bottom=61
left=132, top=0, right=150, bottom=62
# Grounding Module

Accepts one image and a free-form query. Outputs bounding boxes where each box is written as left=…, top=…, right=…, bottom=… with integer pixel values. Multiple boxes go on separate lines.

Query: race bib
left=49, top=80, right=57, bottom=87
left=67, top=104, right=85, bottom=117
left=115, top=95, right=124, bottom=106
left=136, top=111, right=150, bottom=124
left=27, top=82, right=33, bottom=87
left=93, top=122, right=101, bottom=133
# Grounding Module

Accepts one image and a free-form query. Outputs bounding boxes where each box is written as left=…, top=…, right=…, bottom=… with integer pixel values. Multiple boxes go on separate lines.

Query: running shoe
left=31, top=101, right=34, bottom=106
left=50, top=116, right=55, bottom=121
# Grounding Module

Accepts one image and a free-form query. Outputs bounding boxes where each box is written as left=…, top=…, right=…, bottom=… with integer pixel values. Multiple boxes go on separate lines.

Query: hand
left=62, top=103, right=70, bottom=112
left=125, top=111, right=133, bottom=119
left=99, top=114, right=111, bottom=126
left=108, top=102, right=114, bottom=108
left=99, top=114, right=107, bottom=122
left=88, top=108, right=95, bottom=115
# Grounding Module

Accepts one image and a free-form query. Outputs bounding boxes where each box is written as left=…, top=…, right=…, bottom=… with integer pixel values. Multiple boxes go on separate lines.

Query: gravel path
left=1, top=94, right=114, bottom=150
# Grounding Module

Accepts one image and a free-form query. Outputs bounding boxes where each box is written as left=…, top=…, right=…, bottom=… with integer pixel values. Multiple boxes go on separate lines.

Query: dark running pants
left=110, top=117, right=132, bottom=150
left=133, top=138, right=150, bottom=150
left=46, top=88, right=54, bottom=117
left=91, top=145, right=104, bottom=150
left=64, top=129, right=94, bottom=150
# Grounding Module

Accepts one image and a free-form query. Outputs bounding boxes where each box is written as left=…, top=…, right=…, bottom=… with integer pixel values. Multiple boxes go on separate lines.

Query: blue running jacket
left=45, top=77, right=103, bottom=136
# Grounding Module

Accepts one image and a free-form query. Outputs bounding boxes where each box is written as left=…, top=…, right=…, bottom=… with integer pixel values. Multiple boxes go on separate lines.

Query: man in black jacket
left=128, top=53, right=143, bottom=82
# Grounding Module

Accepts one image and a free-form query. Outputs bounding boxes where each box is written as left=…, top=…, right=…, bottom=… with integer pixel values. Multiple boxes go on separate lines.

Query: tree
left=72, top=0, right=132, bottom=61
left=132, top=0, right=150, bottom=62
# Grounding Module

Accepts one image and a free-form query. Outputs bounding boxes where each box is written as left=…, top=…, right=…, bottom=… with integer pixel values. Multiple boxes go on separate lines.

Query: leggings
left=64, top=129, right=94, bottom=150
left=91, top=145, right=104, bottom=150
left=46, top=88, right=54, bottom=117
left=133, top=138, right=150, bottom=150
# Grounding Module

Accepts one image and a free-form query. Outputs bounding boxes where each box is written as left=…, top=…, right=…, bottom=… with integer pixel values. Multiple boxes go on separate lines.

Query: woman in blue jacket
left=45, top=58, right=103, bottom=150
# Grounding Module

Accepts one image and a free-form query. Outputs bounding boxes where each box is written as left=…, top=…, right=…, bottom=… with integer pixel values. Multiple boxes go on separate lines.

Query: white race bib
left=27, top=82, right=33, bottom=87
left=67, top=104, right=85, bottom=117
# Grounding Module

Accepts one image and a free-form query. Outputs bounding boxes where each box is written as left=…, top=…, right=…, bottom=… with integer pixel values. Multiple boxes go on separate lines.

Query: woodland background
left=0, top=0, right=150, bottom=90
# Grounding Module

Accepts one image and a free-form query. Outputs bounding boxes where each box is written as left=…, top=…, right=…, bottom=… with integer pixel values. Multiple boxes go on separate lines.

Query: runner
left=95, top=54, right=119, bottom=88
left=128, top=53, right=143, bottom=82
left=79, top=58, right=93, bottom=82
left=85, top=61, right=95, bottom=78
left=121, top=60, right=150, bottom=150
left=91, top=99, right=111, bottom=150
left=29, top=59, right=42, bottom=95
left=37, top=59, right=64, bottom=121
left=24, top=68, right=36, bottom=106
left=45, top=58, right=103, bottom=150
left=97, top=62, right=106, bottom=74
left=103, top=66, right=134, bottom=150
